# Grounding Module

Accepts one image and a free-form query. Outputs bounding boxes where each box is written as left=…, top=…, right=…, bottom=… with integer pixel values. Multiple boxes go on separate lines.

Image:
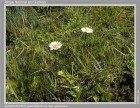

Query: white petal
left=50, top=48, right=53, bottom=50
left=81, top=27, right=86, bottom=32
left=49, top=43, right=52, bottom=47
left=87, top=29, right=93, bottom=33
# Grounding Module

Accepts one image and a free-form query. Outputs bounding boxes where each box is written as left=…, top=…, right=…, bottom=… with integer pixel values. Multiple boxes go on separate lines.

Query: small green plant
left=57, top=70, right=82, bottom=101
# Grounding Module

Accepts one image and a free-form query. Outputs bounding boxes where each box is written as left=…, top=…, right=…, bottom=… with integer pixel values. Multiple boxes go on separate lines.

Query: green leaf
left=69, top=91, right=77, bottom=98
left=93, top=96, right=99, bottom=102
left=58, top=71, right=65, bottom=76
left=67, top=78, right=75, bottom=84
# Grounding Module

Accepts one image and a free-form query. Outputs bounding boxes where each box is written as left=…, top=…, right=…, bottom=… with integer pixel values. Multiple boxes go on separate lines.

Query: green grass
left=6, top=6, right=134, bottom=102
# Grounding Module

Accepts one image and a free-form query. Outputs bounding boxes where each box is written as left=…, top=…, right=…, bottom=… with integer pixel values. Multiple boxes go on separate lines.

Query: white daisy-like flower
left=49, top=41, right=62, bottom=50
left=81, top=27, right=93, bottom=33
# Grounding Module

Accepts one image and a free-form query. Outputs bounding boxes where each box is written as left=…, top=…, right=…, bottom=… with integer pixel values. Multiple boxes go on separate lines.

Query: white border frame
left=4, top=4, right=136, bottom=105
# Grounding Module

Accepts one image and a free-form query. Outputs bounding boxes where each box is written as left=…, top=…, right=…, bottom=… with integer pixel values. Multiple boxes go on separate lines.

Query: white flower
left=81, top=27, right=93, bottom=33
left=49, top=41, right=62, bottom=50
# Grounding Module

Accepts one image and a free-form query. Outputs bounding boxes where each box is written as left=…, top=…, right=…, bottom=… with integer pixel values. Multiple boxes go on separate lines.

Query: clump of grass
left=6, top=6, right=134, bottom=102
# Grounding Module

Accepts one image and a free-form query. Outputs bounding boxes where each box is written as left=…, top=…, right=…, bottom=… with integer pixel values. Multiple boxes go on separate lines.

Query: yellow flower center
left=85, top=28, right=90, bottom=32
left=53, top=44, right=58, bottom=49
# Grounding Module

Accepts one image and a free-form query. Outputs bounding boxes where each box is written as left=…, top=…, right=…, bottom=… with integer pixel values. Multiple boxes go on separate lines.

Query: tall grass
left=6, top=6, right=134, bottom=102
